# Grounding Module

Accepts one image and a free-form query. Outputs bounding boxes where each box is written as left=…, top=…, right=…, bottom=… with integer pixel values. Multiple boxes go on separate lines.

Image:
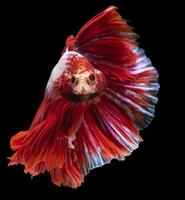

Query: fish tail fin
left=70, top=6, right=159, bottom=130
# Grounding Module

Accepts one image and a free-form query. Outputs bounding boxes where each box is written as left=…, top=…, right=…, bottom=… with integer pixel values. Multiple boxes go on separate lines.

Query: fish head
left=56, top=52, right=106, bottom=103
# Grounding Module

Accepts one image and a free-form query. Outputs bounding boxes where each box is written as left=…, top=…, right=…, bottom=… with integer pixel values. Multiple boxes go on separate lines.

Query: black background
left=0, top=0, right=174, bottom=198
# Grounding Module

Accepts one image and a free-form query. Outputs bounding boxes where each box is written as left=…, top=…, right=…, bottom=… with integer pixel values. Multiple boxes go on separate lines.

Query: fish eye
left=71, top=75, right=76, bottom=84
left=89, top=73, right=96, bottom=81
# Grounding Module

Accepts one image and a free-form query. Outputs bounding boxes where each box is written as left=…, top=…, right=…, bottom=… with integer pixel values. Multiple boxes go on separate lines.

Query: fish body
left=9, top=6, right=159, bottom=188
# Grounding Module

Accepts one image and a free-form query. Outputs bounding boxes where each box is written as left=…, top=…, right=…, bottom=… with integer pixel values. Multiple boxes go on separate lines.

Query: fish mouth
left=69, top=93, right=98, bottom=103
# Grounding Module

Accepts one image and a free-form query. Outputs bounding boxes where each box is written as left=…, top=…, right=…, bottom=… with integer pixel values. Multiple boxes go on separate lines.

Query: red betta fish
left=9, top=6, right=159, bottom=188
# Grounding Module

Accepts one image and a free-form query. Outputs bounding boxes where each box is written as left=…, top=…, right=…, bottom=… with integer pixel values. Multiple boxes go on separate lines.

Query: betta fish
left=9, top=6, right=159, bottom=188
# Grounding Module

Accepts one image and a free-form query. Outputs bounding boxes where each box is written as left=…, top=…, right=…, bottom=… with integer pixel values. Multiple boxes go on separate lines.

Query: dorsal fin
left=65, top=6, right=137, bottom=77
left=75, top=6, right=137, bottom=46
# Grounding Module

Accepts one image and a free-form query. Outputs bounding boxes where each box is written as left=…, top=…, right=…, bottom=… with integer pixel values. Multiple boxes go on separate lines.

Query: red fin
left=10, top=131, right=27, bottom=151
left=70, top=6, right=137, bottom=77
left=105, top=48, right=159, bottom=130
left=9, top=96, right=88, bottom=188
left=73, top=101, right=142, bottom=175
left=75, top=6, right=136, bottom=46
left=71, top=6, right=159, bottom=130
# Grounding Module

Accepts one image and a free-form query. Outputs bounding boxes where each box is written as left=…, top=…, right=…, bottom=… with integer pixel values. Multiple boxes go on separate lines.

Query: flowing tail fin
left=66, top=6, right=159, bottom=129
